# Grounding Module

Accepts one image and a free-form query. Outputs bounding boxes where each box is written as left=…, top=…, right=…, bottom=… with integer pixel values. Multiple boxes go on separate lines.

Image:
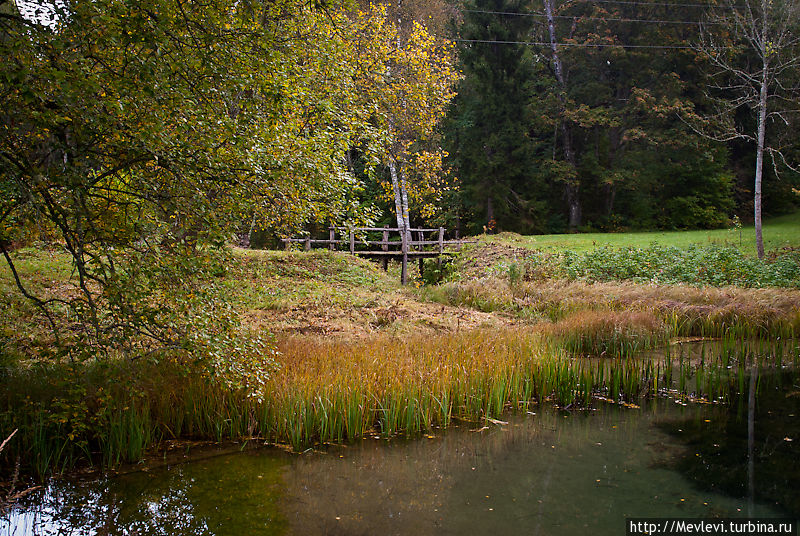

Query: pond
left=3, top=366, right=798, bottom=536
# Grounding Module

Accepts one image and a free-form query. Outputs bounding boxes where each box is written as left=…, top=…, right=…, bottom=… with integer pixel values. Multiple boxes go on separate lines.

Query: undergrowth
left=472, top=243, right=800, bottom=288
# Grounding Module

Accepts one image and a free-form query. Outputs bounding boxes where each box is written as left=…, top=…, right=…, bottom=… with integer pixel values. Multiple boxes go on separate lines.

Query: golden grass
left=266, top=329, right=550, bottom=442
left=425, top=278, right=800, bottom=337
left=546, top=310, right=667, bottom=357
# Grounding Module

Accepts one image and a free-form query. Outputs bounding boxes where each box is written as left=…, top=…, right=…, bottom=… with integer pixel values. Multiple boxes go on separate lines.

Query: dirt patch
left=243, top=292, right=519, bottom=339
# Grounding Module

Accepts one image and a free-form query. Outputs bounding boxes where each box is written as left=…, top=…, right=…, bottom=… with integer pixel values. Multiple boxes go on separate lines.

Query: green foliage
left=420, top=257, right=455, bottom=285
left=551, top=245, right=800, bottom=288
left=0, top=0, right=458, bottom=378
left=473, top=242, right=800, bottom=288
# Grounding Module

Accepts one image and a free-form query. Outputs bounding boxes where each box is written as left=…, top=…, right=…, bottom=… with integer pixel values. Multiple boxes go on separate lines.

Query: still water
left=3, top=380, right=798, bottom=535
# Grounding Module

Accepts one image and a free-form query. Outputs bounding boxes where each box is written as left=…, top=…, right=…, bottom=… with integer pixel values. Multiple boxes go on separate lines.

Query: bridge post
left=304, top=238, right=311, bottom=251
left=438, top=227, right=444, bottom=268
left=382, top=225, right=389, bottom=271
left=329, top=228, right=335, bottom=251
left=417, top=230, right=423, bottom=277
left=401, top=226, right=408, bottom=284
left=349, top=229, right=355, bottom=255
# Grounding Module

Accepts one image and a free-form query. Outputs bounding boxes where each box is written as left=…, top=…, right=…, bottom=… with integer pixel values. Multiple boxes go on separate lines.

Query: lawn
left=494, top=211, right=800, bottom=255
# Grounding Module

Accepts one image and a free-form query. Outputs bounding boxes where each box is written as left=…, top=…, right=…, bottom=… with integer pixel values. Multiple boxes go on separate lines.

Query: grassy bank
left=422, top=278, right=800, bottom=338
left=2, top=225, right=800, bottom=482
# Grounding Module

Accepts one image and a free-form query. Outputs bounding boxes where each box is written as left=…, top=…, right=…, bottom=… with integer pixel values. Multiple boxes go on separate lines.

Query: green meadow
left=495, top=212, right=800, bottom=255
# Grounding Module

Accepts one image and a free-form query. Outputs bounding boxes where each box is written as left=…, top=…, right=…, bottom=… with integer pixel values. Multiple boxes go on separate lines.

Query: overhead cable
left=454, top=37, right=717, bottom=49
left=463, top=8, right=723, bottom=25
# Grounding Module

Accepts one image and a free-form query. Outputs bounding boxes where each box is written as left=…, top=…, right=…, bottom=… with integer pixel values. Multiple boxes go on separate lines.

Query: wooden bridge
left=281, top=226, right=472, bottom=284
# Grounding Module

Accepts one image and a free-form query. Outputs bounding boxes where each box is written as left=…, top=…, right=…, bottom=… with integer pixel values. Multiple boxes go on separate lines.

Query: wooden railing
left=280, top=226, right=473, bottom=284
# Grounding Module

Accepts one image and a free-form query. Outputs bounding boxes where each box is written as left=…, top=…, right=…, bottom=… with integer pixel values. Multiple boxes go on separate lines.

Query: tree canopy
left=445, top=0, right=798, bottom=235
left=0, top=0, right=457, bottom=382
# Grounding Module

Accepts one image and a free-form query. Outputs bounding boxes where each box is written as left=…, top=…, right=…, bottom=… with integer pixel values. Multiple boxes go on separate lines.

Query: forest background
left=388, top=0, right=800, bottom=238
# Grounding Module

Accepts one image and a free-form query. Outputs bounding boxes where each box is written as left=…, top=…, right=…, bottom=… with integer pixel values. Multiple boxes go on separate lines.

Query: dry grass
left=424, top=278, right=800, bottom=338
left=546, top=310, right=667, bottom=357
left=265, top=329, right=550, bottom=444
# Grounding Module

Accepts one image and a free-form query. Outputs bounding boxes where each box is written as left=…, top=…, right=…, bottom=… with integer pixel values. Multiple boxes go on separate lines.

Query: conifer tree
left=445, top=0, right=546, bottom=233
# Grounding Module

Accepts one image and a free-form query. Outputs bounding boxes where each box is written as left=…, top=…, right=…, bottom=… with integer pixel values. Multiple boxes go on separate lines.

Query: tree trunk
left=604, top=183, right=616, bottom=217
left=565, top=182, right=581, bottom=231
left=399, top=168, right=411, bottom=230
left=389, top=158, right=405, bottom=229
left=544, top=0, right=581, bottom=230
left=754, top=19, right=769, bottom=260
left=239, top=211, right=257, bottom=248
left=390, top=156, right=411, bottom=248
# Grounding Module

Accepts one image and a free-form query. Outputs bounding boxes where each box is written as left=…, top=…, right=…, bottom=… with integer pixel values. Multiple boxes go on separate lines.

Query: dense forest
left=442, top=0, right=800, bottom=236
left=363, top=0, right=799, bottom=238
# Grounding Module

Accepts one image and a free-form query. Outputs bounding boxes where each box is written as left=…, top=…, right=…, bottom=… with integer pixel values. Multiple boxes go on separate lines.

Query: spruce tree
left=444, top=0, right=546, bottom=234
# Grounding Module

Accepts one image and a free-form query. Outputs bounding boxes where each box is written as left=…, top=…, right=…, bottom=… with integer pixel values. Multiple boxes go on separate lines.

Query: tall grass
left=2, top=328, right=797, bottom=480
left=423, top=278, right=800, bottom=339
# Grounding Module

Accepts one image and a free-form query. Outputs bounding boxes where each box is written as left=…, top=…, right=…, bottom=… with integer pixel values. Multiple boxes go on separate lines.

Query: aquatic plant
left=1, top=329, right=797, bottom=480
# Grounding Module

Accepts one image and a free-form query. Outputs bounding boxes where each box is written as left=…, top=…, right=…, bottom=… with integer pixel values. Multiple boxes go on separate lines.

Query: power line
left=463, top=8, right=721, bottom=25
left=551, top=0, right=744, bottom=8
left=454, top=37, right=708, bottom=49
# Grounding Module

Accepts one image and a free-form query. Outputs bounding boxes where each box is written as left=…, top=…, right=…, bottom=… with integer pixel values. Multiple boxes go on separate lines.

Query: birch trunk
left=389, top=158, right=405, bottom=229
left=399, top=168, right=411, bottom=230
left=754, top=6, right=769, bottom=260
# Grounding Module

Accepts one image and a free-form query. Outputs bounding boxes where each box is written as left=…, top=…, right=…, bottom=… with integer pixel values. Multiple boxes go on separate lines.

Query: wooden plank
left=349, top=230, right=355, bottom=255
left=280, top=237, right=471, bottom=247
left=357, top=251, right=441, bottom=257
left=329, top=226, right=441, bottom=233
left=329, top=228, right=335, bottom=251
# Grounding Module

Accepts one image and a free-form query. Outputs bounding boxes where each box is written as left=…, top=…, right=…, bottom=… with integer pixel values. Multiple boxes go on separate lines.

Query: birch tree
left=694, top=0, right=800, bottom=258
left=350, top=5, right=458, bottom=231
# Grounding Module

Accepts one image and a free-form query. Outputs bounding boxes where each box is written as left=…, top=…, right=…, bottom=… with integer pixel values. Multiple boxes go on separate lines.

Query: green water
left=4, top=377, right=798, bottom=536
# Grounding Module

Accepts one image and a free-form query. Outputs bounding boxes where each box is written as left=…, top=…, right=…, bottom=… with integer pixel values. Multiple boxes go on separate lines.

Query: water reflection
left=3, top=394, right=796, bottom=535
left=658, top=371, right=800, bottom=516
left=282, top=403, right=786, bottom=536
left=3, top=452, right=289, bottom=536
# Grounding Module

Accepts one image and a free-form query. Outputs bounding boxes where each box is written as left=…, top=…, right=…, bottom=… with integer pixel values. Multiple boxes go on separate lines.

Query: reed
left=1, top=329, right=797, bottom=479
left=547, top=310, right=668, bottom=357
